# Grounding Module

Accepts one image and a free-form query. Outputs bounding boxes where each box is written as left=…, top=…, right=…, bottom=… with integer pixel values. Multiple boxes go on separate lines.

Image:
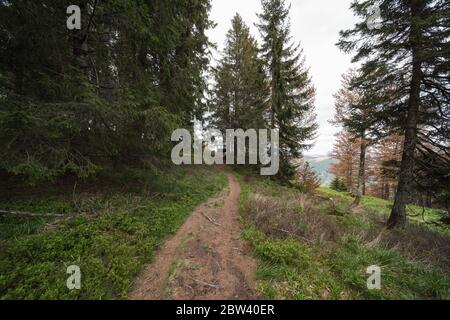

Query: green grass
left=331, top=237, right=449, bottom=299
left=317, top=187, right=449, bottom=235
left=0, top=166, right=227, bottom=299
left=238, top=174, right=450, bottom=300
left=242, top=226, right=347, bottom=299
left=0, top=198, right=73, bottom=241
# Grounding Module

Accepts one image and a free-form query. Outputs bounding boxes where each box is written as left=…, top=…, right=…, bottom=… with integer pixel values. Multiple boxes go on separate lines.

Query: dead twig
left=366, top=229, right=387, bottom=249
left=202, top=213, right=222, bottom=227
left=184, top=284, right=195, bottom=296
left=212, top=258, right=222, bottom=271
left=0, top=209, right=66, bottom=217
left=193, top=278, right=221, bottom=289
left=274, top=227, right=293, bottom=235
left=129, top=205, right=149, bottom=213
left=72, top=181, right=82, bottom=213
left=273, top=228, right=315, bottom=245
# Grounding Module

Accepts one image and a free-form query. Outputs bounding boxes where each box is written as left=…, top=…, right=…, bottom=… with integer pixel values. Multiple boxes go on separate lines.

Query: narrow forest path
left=129, top=172, right=258, bottom=300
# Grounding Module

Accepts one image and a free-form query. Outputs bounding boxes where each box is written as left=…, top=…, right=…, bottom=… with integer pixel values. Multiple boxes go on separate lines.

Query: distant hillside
left=304, top=155, right=337, bottom=186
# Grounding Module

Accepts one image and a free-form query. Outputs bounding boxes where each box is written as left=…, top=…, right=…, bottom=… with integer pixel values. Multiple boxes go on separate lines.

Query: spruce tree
left=210, top=14, right=268, bottom=132
left=338, top=0, right=450, bottom=227
left=0, top=0, right=213, bottom=183
left=257, top=0, right=318, bottom=181
left=330, top=177, right=347, bottom=192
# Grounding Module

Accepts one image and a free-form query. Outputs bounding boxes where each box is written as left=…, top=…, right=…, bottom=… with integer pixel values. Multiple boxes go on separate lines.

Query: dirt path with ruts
left=129, top=173, right=257, bottom=300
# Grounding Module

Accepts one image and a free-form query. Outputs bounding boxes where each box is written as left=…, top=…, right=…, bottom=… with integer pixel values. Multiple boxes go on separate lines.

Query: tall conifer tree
left=210, top=14, right=268, bottom=132
left=257, top=0, right=318, bottom=181
left=338, top=0, right=450, bottom=227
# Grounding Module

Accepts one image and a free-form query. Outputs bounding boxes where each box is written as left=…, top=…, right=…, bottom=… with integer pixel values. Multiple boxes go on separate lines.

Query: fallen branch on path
left=184, top=284, right=195, bottom=296
left=202, top=213, right=222, bottom=227
left=193, top=278, right=222, bottom=289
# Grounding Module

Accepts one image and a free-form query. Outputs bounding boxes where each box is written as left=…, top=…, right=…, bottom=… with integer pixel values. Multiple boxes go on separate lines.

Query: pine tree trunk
left=347, top=158, right=352, bottom=193
left=270, top=62, right=278, bottom=130
left=427, top=194, right=432, bottom=208
left=388, top=0, right=424, bottom=229
left=353, top=134, right=366, bottom=205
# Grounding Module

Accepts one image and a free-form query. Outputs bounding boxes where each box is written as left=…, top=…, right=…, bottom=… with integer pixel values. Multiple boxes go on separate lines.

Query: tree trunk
left=353, top=134, right=367, bottom=205
left=381, top=183, right=387, bottom=200
left=347, top=157, right=353, bottom=193
left=72, top=3, right=96, bottom=76
left=388, top=0, right=424, bottom=228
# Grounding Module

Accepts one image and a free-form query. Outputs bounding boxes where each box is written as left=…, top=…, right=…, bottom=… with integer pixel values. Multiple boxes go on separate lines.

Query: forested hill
left=304, top=156, right=337, bottom=186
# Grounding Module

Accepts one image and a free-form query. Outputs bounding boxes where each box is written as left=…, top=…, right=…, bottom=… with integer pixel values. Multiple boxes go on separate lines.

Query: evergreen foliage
left=0, top=0, right=213, bottom=183
left=256, top=0, right=318, bottom=180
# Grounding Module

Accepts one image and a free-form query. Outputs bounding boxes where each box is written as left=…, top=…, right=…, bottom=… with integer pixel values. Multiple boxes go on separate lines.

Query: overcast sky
left=206, top=0, right=359, bottom=156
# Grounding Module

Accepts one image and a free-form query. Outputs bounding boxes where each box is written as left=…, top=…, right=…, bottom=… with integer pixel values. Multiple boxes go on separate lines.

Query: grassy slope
left=237, top=173, right=450, bottom=300
left=0, top=167, right=227, bottom=299
left=317, top=187, right=449, bottom=236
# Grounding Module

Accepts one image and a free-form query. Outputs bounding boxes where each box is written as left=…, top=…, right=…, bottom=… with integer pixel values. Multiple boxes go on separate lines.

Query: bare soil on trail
left=129, top=173, right=258, bottom=300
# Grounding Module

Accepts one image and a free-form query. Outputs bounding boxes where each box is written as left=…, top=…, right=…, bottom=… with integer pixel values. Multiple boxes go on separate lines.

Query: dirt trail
left=129, top=173, right=257, bottom=300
